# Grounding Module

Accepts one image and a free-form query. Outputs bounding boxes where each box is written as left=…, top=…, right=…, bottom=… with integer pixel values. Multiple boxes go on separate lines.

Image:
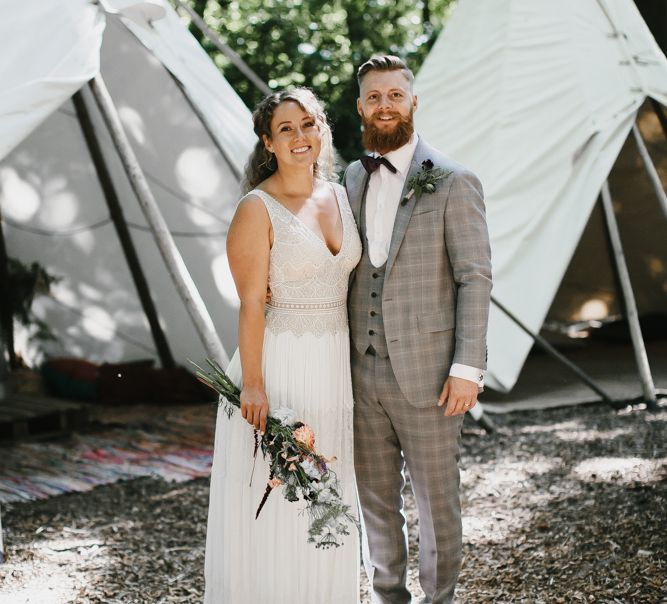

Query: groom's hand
left=438, top=376, right=477, bottom=416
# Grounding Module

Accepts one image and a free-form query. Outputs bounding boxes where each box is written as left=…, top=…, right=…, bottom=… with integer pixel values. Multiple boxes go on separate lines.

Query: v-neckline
left=257, top=184, right=346, bottom=258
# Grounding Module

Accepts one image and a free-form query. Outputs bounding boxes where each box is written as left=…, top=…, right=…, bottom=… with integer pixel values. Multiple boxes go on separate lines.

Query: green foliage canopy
left=184, top=0, right=456, bottom=161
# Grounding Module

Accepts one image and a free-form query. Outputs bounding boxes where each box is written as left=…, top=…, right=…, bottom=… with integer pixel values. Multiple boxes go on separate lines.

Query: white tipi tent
left=415, top=0, right=667, bottom=392
left=0, top=0, right=255, bottom=367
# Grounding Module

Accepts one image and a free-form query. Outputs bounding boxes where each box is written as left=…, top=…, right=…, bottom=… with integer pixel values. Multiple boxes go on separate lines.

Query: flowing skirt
left=204, top=327, right=360, bottom=603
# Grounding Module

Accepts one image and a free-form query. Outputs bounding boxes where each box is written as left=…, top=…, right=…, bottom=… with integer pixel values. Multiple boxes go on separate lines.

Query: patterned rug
left=0, top=404, right=217, bottom=503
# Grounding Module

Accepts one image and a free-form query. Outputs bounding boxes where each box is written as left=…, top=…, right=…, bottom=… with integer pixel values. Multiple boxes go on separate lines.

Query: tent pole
left=0, top=205, right=16, bottom=374
left=88, top=75, right=230, bottom=366
left=600, top=182, right=658, bottom=409
left=172, top=0, right=272, bottom=96
left=631, top=122, right=667, bottom=221
left=166, top=73, right=242, bottom=181
left=491, top=296, right=614, bottom=403
left=0, top=505, right=3, bottom=564
left=72, top=90, right=176, bottom=369
left=650, top=98, right=667, bottom=140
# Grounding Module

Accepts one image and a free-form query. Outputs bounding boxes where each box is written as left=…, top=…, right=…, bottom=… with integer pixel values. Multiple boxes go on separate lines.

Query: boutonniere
left=400, top=159, right=451, bottom=206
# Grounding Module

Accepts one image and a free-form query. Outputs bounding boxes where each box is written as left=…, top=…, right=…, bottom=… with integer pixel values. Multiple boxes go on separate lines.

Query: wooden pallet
left=0, top=394, right=90, bottom=442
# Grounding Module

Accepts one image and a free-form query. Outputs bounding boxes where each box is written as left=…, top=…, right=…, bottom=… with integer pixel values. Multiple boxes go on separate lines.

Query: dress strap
left=250, top=188, right=278, bottom=216
left=249, top=188, right=291, bottom=235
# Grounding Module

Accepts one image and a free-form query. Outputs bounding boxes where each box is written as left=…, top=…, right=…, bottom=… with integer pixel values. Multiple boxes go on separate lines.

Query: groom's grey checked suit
left=345, top=137, right=492, bottom=604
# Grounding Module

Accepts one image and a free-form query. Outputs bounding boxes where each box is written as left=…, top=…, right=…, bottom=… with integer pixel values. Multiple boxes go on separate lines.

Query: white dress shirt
left=364, top=135, right=484, bottom=388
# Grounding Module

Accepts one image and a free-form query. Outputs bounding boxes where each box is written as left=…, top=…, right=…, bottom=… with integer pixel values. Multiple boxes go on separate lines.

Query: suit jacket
left=345, top=137, right=492, bottom=407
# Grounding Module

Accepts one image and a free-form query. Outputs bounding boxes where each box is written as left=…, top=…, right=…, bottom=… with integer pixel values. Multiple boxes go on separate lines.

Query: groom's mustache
left=362, top=109, right=414, bottom=153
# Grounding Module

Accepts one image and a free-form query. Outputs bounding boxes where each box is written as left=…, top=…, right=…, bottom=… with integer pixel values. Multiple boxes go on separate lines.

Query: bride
left=204, top=88, right=361, bottom=603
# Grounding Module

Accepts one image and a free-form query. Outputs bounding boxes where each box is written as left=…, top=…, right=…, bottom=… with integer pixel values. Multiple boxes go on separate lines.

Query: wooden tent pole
left=0, top=205, right=16, bottom=374
left=631, top=122, right=667, bottom=221
left=491, top=296, right=615, bottom=403
left=172, top=0, right=272, bottom=96
left=72, top=89, right=176, bottom=369
left=649, top=99, right=667, bottom=140
left=600, top=182, right=658, bottom=409
left=88, top=75, right=230, bottom=366
left=166, top=73, right=242, bottom=181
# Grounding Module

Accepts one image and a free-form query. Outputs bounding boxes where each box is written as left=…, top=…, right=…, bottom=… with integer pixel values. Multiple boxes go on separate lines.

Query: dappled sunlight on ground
left=553, top=426, right=633, bottom=442
left=0, top=525, right=111, bottom=604
left=572, top=456, right=666, bottom=483
left=1, top=402, right=664, bottom=602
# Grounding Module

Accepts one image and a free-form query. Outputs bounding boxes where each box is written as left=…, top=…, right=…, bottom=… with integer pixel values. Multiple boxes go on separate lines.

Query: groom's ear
left=357, top=98, right=363, bottom=116
left=412, top=94, right=418, bottom=112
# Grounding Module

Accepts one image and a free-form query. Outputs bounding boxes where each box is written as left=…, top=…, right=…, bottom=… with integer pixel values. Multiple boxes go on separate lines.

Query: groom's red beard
left=361, top=109, right=414, bottom=153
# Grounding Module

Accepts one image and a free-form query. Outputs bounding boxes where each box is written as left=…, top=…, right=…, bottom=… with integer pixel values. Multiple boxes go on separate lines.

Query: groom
left=345, top=56, right=492, bottom=604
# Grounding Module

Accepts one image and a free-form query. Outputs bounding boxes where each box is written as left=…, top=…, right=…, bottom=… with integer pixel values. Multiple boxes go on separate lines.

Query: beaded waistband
left=267, top=298, right=346, bottom=311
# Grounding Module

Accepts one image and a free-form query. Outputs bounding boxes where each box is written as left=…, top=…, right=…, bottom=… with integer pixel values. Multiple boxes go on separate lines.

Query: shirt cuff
left=449, top=363, right=484, bottom=388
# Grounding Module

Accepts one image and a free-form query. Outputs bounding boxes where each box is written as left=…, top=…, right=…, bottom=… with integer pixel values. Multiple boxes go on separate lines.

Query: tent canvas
left=414, top=0, right=667, bottom=392
left=548, top=107, right=667, bottom=326
left=0, top=0, right=254, bottom=367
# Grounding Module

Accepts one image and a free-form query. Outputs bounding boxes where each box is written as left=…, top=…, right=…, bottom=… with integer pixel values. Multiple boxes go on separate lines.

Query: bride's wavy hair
left=242, top=88, right=335, bottom=193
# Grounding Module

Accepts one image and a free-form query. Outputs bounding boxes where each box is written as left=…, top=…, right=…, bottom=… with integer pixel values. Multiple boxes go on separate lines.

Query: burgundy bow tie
left=360, top=155, right=397, bottom=175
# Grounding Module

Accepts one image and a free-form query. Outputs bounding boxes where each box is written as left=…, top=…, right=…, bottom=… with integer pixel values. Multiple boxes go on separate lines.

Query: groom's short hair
left=357, top=55, right=414, bottom=88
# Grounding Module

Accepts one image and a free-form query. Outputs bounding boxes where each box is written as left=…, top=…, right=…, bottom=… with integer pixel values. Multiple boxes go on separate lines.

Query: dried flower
left=293, top=425, right=316, bottom=451
left=300, top=457, right=323, bottom=480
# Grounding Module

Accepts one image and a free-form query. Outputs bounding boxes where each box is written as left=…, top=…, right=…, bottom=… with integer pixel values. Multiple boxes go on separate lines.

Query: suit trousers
left=352, top=347, right=464, bottom=604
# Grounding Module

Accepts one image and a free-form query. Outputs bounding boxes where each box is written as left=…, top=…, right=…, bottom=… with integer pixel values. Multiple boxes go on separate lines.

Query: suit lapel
left=385, top=140, right=429, bottom=278
left=347, top=163, right=370, bottom=231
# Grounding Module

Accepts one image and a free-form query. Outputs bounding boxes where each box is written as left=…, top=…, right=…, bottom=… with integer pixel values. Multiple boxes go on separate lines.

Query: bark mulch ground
left=1, top=401, right=665, bottom=603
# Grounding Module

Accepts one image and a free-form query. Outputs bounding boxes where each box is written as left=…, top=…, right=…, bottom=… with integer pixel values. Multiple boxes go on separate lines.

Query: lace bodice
left=252, top=184, right=362, bottom=337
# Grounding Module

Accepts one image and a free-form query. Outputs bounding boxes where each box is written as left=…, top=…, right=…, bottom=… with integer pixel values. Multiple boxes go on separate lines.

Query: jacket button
left=368, top=329, right=375, bottom=336
left=370, top=311, right=377, bottom=317
left=372, top=272, right=379, bottom=279
left=371, top=292, right=378, bottom=298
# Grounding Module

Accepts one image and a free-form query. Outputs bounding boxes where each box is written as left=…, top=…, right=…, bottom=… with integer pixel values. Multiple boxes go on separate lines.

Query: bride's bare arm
left=226, top=195, right=272, bottom=433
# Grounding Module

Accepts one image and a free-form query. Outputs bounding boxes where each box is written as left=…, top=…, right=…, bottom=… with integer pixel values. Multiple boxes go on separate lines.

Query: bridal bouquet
left=192, top=358, right=357, bottom=549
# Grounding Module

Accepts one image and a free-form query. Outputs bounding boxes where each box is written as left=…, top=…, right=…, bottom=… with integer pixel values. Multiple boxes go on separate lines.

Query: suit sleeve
left=444, top=169, right=492, bottom=369
left=341, top=164, right=351, bottom=189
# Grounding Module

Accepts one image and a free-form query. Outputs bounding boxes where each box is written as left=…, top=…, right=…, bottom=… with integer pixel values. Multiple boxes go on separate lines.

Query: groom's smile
left=373, top=112, right=401, bottom=127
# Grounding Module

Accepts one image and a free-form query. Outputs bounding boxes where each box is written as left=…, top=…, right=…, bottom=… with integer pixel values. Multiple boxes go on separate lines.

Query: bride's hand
left=240, top=385, right=269, bottom=434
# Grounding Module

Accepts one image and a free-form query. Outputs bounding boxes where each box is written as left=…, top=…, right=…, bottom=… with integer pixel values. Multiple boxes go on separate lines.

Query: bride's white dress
left=204, top=183, right=362, bottom=603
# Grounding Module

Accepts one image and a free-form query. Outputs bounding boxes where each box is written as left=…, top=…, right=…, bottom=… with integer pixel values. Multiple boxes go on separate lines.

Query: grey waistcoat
left=348, top=192, right=390, bottom=358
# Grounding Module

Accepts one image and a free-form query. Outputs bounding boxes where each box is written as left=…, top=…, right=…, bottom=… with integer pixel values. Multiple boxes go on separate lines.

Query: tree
left=182, top=0, right=456, bottom=161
